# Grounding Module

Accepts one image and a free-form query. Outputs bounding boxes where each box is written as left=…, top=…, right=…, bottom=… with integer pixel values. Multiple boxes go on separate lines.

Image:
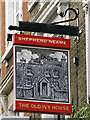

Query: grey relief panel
left=15, top=46, right=69, bottom=103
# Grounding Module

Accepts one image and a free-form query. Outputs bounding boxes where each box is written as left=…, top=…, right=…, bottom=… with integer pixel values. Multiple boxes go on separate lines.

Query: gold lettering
left=42, top=105, right=47, bottom=109
left=47, top=106, right=50, bottom=109
left=19, top=103, right=22, bottom=107
left=56, top=106, right=59, bottom=110
left=19, top=103, right=29, bottom=108
left=63, top=106, right=66, bottom=110
left=22, top=104, right=29, bottom=108
left=31, top=104, right=41, bottom=109
left=37, top=105, right=41, bottom=109
left=42, top=105, right=44, bottom=109
left=31, top=104, right=36, bottom=108
left=22, top=104, right=26, bottom=107
left=26, top=104, right=29, bottom=108
left=31, top=104, right=34, bottom=108
left=66, top=107, right=69, bottom=111
left=52, top=106, right=63, bottom=110
left=59, top=106, right=62, bottom=110
left=52, top=106, right=56, bottom=110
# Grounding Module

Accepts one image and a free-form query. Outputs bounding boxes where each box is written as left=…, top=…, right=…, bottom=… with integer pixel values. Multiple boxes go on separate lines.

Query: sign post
left=13, top=34, right=72, bottom=114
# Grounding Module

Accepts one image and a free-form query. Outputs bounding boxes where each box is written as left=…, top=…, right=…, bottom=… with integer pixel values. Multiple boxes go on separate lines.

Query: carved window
left=53, top=70, right=59, bottom=78
left=17, top=89, right=23, bottom=97
left=45, top=69, right=50, bottom=77
left=26, top=78, right=32, bottom=86
left=42, top=83, right=47, bottom=96
left=27, top=68, right=33, bottom=76
left=24, top=89, right=32, bottom=98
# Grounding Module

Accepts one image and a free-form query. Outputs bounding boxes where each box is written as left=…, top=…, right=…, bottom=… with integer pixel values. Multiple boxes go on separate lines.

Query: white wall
left=85, top=1, right=90, bottom=103
left=5, top=0, right=15, bottom=50
left=88, top=1, right=90, bottom=101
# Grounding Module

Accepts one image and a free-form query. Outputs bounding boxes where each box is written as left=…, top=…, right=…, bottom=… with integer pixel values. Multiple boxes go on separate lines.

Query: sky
left=16, top=49, right=67, bottom=63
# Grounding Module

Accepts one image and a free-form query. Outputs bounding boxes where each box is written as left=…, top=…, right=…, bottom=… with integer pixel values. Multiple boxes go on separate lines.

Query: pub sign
left=13, top=34, right=72, bottom=114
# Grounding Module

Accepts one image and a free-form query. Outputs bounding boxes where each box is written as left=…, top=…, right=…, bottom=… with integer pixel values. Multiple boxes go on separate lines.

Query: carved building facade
left=15, top=46, right=69, bottom=103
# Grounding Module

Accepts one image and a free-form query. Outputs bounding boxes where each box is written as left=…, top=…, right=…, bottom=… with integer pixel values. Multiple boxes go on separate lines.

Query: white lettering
left=43, top=39, right=47, bottom=43
left=56, top=41, right=59, bottom=44
left=53, top=40, right=55, bottom=44
left=17, top=37, right=67, bottom=46
left=18, top=37, right=21, bottom=40
left=49, top=40, right=52, bottom=43
left=40, top=39, right=43, bottom=42
left=59, top=41, right=63, bottom=44
left=64, top=41, right=66, bottom=45
left=29, top=38, right=32, bottom=41
left=26, top=38, right=28, bottom=41
left=22, top=37, right=26, bottom=41
left=37, top=39, right=40, bottom=42
left=33, top=39, right=36, bottom=42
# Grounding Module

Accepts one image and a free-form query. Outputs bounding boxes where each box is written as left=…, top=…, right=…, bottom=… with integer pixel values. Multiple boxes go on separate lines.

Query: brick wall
left=70, top=2, right=87, bottom=111
left=23, top=0, right=30, bottom=21
left=0, top=3, right=1, bottom=81
left=22, top=0, right=30, bottom=35
left=0, top=2, right=6, bottom=83
left=1, top=2, right=5, bottom=57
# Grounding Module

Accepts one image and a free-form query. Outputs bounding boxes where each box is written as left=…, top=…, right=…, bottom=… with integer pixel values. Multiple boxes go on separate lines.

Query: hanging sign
left=13, top=34, right=72, bottom=114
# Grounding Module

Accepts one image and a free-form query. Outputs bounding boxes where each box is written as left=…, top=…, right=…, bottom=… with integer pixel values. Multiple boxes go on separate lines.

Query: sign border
left=13, top=45, right=71, bottom=114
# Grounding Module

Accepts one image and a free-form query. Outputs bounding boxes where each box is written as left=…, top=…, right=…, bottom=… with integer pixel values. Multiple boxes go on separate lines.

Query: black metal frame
left=8, top=8, right=79, bottom=38
left=8, top=22, right=79, bottom=36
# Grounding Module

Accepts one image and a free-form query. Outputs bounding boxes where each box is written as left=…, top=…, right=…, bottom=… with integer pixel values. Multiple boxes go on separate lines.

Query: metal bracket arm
left=8, top=21, right=79, bottom=36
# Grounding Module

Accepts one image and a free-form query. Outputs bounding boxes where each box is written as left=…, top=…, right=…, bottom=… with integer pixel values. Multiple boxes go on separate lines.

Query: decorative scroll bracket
left=51, top=8, right=78, bottom=25
left=8, top=8, right=79, bottom=39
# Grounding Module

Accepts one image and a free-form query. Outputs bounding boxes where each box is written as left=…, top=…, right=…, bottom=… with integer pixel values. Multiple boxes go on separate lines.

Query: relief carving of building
left=15, top=47, right=69, bottom=103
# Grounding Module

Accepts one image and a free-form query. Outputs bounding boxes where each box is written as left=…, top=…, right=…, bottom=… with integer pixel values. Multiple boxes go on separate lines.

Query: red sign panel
left=14, top=100, right=72, bottom=114
left=13, top=34, right=70, bottom=49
